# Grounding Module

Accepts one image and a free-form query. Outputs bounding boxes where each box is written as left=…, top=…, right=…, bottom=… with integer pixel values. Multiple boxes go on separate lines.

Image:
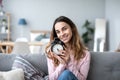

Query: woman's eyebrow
left=55, top=30, right=59, bottom=32
left=55, top=29, right=59, bottom=31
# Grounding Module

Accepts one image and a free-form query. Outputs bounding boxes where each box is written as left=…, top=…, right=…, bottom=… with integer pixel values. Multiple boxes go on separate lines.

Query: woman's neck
left=65, top=43, right=71, bottom=50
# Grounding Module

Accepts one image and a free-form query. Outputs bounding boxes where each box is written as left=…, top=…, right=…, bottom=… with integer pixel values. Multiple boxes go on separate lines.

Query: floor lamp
left=17, top=18, right=28, bottom=42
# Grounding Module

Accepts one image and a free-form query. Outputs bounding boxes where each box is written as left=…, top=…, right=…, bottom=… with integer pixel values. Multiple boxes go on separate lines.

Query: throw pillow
left=30, top=32, right=45, bottom=42
left=12, top=56, right=45, bottom=80
left=35, top=34, right=46, bottom=41
left=0, top=68, right=25, bottom=80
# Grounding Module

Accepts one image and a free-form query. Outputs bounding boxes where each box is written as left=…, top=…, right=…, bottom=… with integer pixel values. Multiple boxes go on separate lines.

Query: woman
left=45, top=16, right=91, bottom=80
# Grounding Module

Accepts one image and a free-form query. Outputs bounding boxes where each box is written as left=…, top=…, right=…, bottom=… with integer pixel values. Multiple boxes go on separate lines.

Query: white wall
left=3, top=0, right=120, bottom=51
left=105, top=0, right=120, bottom=51
left=3, top=0, right=105, bottom=41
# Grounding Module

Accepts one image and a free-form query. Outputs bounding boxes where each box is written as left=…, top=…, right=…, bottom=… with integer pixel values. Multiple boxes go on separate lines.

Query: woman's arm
left=72, top=51, right=91, bottom=80
left=46, top=46, right=70, bottom=80
left=80, top=51, right=91, bottom=80
left=47, top=58, right=66, bottom=80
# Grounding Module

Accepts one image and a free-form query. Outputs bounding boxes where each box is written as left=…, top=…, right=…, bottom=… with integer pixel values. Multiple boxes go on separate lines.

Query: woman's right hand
left=48, top=46, right=69, bottom=65
left=48, top=48, right=66, bottom=64
left=52, top=49, right=69, bottom=65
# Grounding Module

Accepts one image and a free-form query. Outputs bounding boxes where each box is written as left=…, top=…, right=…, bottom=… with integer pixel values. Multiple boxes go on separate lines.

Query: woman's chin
left=63, top=40, right=69, bottom=44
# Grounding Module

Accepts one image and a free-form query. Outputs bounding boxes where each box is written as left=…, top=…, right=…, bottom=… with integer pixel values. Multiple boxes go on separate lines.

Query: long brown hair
left=46, top=16, right=87, bottom=66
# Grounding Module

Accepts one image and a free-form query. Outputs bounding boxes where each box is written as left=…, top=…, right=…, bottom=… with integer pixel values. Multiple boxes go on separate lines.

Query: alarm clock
left=51, top=37, right=65, bottom=55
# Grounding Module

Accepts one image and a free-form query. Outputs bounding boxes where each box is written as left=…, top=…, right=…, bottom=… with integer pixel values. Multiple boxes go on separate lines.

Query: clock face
left=52, top=44, right=64, bottom=55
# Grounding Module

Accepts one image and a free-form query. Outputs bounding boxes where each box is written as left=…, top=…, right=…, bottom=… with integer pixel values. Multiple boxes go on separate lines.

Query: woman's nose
left=60, top=31, right=64, bottom=36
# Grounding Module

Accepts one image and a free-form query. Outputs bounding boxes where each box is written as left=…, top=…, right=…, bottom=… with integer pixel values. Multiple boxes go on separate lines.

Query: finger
left=59, top=50, right=66, bottom=53
left=56, top=55, right=64, bottom=61
left=49, top=51, right=57, bottom=57
left=63, top=45, right=66, bottom=49
left=58, top=53, right=66, bottom=57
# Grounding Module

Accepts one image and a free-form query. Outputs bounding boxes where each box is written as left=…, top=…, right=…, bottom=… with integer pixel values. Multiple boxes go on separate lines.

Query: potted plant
left=82, top=20, right=94, bottom=46
left=2, top=19, right=7, bottom=25
left=1, top=19, right=7, bottom=33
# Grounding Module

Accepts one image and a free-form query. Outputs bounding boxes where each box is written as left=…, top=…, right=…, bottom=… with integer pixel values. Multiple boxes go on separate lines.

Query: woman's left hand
left=58, top=48, right=70, bottom=64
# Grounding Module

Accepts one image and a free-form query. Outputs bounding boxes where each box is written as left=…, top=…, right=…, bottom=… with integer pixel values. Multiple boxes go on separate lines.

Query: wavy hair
left=46, top=16, right=87, bottom=66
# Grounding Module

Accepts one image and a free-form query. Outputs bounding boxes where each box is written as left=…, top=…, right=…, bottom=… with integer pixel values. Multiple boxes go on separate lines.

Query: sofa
left=0, top=52, right=120, bottom=80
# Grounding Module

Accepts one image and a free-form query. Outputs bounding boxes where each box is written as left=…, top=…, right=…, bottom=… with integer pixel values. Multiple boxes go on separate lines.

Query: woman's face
left=54, top=22, right=72, bottom=44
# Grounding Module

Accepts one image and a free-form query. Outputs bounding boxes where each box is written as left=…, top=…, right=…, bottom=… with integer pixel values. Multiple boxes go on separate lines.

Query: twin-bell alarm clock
left=51, top=37, right=65, bottom=55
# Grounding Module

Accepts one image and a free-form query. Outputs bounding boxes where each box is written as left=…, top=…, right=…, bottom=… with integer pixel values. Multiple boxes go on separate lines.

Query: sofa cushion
left=87, top=52, right=120, bottom=80
left=12, top=56, right=45, bottom=80
left=0, top=53, right=48, bottom=75
left=0, top=68, right=25, bottom=80
left=21, top=53, right=48, bottom=74
left=0, top=54, right=16, bottom=71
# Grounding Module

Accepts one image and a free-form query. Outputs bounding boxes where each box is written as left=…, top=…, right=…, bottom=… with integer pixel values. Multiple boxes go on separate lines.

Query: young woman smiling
left=45, top=16, right=91, bottom=80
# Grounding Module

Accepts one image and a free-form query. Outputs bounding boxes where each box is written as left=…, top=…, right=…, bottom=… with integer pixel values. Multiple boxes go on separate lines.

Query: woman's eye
left=63, top=27, right=67, bottom=31
left=56, top=31, right=60, bottom=34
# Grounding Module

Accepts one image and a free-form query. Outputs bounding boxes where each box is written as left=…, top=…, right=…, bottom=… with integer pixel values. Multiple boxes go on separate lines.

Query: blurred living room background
left=0, top=0, right=120, bottom=54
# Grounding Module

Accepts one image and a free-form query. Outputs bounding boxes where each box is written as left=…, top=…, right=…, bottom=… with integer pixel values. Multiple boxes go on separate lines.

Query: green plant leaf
left=82, top=20, right=91, bottom=28
left=82, top=20, right=94, bottom=45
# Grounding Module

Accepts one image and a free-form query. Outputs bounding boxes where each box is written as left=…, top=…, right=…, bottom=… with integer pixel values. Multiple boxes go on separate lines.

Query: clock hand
left=57, top=48, right=59, bottom=51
